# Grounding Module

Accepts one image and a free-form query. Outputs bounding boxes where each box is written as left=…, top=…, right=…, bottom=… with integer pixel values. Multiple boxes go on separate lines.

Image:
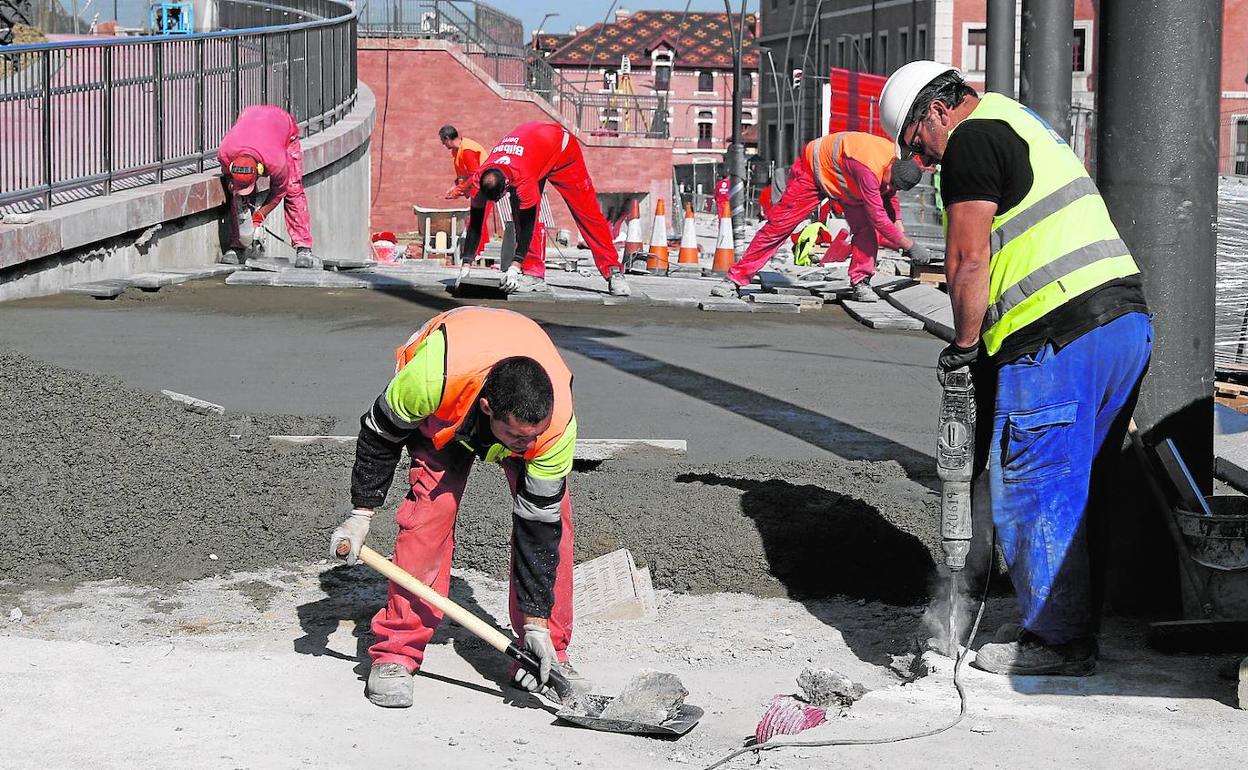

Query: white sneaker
left=512, top=274, right=549, bottom=293
left=219, top=249, right=242, bottom=265
left=608, top=269, right=632, bottom=297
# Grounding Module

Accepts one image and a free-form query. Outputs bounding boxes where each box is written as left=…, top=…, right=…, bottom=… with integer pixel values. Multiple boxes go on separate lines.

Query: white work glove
left=906, top=242, right=934, bottom=265
left=330, top=508, right=374, bottom=565
left=499, top=263, right=522, bottom=293
left=512, top=623, right=557, bottom=693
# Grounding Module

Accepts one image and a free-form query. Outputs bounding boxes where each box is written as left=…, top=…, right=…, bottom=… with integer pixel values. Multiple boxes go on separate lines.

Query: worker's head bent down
left=477, top=356, right=554, bottom=455
left=227, top=153, right=265, bottom=196
left=477, top=167, right=509, bottom=202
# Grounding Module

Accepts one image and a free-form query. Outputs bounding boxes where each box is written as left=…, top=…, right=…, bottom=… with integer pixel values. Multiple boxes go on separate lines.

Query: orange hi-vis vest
left=802, top=131, right=896, bottom=203
left=394, top=307, right=574, bottom=459
left=452, top=137, right=486, bottom=181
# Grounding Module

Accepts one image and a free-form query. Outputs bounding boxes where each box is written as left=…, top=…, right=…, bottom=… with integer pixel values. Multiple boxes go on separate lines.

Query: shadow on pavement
left=293, top=564, right=549, bottom=710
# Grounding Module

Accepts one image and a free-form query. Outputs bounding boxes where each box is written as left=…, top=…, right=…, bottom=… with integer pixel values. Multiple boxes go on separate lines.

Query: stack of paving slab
left=64, top=264, right=239, bottom=299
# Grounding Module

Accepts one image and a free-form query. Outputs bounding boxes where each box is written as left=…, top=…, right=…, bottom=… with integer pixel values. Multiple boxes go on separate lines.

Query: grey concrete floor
left=0, top=279, right=945, bottom=464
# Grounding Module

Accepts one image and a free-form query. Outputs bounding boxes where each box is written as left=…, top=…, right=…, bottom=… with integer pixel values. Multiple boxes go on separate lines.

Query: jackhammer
left=936, top=366, right=975, bottom=657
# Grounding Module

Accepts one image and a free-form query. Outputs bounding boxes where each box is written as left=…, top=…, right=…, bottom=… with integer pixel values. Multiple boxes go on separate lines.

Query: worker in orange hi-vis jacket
left=440, top=125, right=491, bottom=259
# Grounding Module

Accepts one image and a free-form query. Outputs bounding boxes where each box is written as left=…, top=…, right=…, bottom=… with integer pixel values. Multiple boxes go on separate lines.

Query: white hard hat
left=880, top=60, right=963, bottom=153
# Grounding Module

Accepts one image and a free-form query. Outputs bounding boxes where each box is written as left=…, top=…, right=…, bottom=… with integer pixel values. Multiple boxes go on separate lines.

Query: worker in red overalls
left=710, top=131, right=932, bottom=302
left=218, top=105, right=316, bottom=267
left=459, top=122, right=631, bottom=296
left=440, top=125, right=491, bottom=259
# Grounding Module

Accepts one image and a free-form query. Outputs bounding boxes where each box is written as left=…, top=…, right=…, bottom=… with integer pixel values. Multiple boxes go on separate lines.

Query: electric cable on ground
left=699, top=550, right=994, bottom=770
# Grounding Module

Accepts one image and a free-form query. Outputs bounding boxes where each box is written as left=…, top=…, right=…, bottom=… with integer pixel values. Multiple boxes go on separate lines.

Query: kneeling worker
left=218, top=105, right=316, bottom=267
left=331, top=306, right=582, bottom=707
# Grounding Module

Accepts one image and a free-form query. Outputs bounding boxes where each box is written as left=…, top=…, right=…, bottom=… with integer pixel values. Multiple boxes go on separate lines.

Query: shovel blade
left=555, top=694, right=703, bottom=737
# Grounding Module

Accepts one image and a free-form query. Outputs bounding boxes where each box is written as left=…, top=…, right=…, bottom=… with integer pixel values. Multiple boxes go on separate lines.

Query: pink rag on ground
left=754, top=695, right=827, bottom=743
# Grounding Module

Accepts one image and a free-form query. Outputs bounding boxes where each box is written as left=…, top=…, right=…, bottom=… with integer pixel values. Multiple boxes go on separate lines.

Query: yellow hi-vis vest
left=941, top=93, right=1140, bottom=356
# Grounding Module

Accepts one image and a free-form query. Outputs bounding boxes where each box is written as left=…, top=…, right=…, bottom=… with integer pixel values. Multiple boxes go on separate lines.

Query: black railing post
left=285, top=29, right=294, bottom=113
left=231, top=35, right=241, bottom=119
left=195, top=38, right=205, bottom=171
left=319, top=26, right=327, bottom=129
left=261, top=34, right=270, bottom=104
left=102, top=45, right=113, bottom=196
left=154, top=42, right=164, bottom=183
left=303, top=27, right=310, bottom=128
left=41, top=49, right=52, bottom=210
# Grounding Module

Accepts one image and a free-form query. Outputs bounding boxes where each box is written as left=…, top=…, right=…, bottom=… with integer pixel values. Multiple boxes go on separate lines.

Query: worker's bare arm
left=944, top=200, right=996, bottom=348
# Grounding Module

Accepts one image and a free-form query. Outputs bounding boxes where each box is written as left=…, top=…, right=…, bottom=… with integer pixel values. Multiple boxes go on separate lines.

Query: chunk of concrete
left=244, top=257, right=293, bottom=272
left=129, top=272, right=194, bottom=291
left=64, top=280, right=128, bottom=299
left=699, top=298, right=752, bottom=312
left=161, top=390, right=225, bottom=415
left=748, top=293, right=801, bottom=305
left=322, top=257, right=376, bottom=271
left=796, top=667, right=865, bottom=708
left=599, top=671, right=688, bottom=724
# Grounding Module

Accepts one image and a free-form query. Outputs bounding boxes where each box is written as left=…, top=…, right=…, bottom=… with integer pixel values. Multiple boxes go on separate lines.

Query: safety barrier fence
left=0, top=0, right=357, bottom=212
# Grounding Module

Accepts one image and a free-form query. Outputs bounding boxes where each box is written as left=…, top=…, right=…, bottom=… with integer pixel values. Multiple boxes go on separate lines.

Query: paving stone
left=225, top=271, right=276, bottom=286
left=172, top=264, right=238, bottom=279
left=550, top=286, right=607, bottom=304
left=647, top=296, right=701, bottom=309
left=322, top=257, right=376, bottom=271
left=748, top=293, right=802, bottom=305
left=506, top=291, right=557, bottom=303
left=769, top=286, right=816, bottom=296
left=699, top=298, right=752, bottom=312
left=64, top=280, right=128, bottom=298
left=128, top=272, right=194, bottom=291
left=603, top=293, right=651, bottom=306
left=750, top=301, right=801, bottom=314
left=841, top=299, right=926, bottom=330
left=877, top=280, right=956, bottom=342
left=244, top=257, right=293, bottom=273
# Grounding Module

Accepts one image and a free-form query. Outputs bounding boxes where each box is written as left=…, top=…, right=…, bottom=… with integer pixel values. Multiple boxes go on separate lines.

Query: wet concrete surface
left=0, top=280, right=944, bottom=463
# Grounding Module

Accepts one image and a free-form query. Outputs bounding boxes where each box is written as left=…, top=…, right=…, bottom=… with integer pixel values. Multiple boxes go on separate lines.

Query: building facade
left=758, top=0, right=1247, bottom=176
left=545, top=9, right=760, bottom=168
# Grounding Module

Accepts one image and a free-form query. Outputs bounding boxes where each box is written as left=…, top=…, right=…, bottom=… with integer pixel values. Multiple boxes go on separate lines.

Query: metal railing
left=357, top=0, right=669, bottom=140
left=0, top=0, right=358, bottom=212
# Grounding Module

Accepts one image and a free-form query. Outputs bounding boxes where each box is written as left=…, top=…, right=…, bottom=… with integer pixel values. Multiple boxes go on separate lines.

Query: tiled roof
left=532, top=33, right=573, bottom=53
left=547, top=11, right=759, bottom=70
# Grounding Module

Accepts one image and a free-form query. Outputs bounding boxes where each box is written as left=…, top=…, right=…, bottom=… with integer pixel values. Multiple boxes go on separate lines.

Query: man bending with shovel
left=331, top=306, right=582, bottom=708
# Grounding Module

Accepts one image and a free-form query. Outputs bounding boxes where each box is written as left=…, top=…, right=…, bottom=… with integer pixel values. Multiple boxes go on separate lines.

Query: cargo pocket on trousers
left=1002, top=401, right=1078, bottom=483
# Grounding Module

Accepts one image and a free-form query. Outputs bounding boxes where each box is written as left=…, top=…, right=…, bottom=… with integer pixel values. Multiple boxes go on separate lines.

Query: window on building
left=862, top=35, right=872, bottom=72
left=698, top=70, right=715, bottom=92
left=742, top=109, right=755, bottom=124
left=918, top=26, right=928, bottom=58
left=837, top=38, right=846, bottom=69
left=1072, top=26, right=1090, bottom=73
left=899, top=28, right=909, bottom=65
left=697, top=110, right=714, bottom=148
left=965, top=26, right=987, bottom=72
left=654, top=51, right=673, bottom=92
left=1236, top=118, right=1248, bottom=176
left=878, top=32, right=888, bottom=74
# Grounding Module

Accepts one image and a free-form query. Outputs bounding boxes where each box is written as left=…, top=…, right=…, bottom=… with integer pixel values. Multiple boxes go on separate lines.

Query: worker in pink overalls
left=218, top=105, right=317, bottom=267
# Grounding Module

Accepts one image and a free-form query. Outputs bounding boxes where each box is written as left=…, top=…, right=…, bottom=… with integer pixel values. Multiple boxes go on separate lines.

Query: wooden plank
left=267, top=435, right=687, bottom=461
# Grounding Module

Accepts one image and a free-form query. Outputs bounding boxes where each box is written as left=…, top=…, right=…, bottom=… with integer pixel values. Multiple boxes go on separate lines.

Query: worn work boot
left=709, top=279, right=739, bottom=298
left=219, top=248, right=242, bottom=265
left=850, top=280, right=879, bottom=303
left=366, top=662, right=414, bottom=708
left=512, top=273, right=550, bottom=293
left=971, top=630, right=1097, bottom=677
left=608, top=268, right=632, bottom=297
left=294, top=247, right=320, bottom=269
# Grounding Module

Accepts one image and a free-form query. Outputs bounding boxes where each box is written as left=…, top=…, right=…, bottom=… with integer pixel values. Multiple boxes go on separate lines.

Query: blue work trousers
left=987, top=312, right=1153, bottom=644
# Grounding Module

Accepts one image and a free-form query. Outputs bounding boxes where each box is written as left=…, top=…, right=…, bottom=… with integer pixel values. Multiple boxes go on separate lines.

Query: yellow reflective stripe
left=990, top=177, right=1100, bottom=254
left=828, top=134, right=860, bottom=202
left=385, top=329, right=447, bottom=424
left=808, top=137, right=827, bottom=196
left=527, top=414, right=577, bottom=481
left=984, top=238, right=1131, bottom=326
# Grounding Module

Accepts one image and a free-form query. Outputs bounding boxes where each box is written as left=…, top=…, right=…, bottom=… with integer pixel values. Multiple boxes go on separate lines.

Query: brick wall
left=358, top=40, right=675, bottom=241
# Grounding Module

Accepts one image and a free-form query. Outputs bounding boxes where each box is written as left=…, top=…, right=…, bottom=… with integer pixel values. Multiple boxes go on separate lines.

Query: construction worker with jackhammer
left=218, top=105, right=317, bottom=268
left=880, top=62, right=1153, bottom=676
left=330, top=306, right=585, bottom=707
left=459, top=121, right=632, bottom=297
left=710, top=130, right=932, bottom=302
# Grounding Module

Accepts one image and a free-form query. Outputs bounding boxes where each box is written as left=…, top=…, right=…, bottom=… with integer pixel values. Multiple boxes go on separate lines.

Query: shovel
left=339, top=543, right=703, bottom=737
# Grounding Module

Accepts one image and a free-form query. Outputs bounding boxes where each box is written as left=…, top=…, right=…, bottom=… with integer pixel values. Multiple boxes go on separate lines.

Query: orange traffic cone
left=647, top=199, right=669, bottom=273
left=623, top=199, right=644, bottom=256
left=711, top=199, right=736, bottom=274
left=677, top=202, right=699, bottom=265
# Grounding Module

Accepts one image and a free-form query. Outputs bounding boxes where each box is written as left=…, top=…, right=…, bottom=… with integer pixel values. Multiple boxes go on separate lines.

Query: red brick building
left=545, top=9, right=760, bottom=166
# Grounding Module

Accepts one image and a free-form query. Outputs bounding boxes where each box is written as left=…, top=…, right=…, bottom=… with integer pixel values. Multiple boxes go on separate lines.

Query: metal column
left=986, top=0, right=1016, bottom=97
left=1097, top=0, right=1222, bottom=490
left=1019, top=0, right=1072, bottom=139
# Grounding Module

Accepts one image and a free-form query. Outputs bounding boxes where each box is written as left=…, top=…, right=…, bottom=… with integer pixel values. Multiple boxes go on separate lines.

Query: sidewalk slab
left=699, top=298, right=752, bottom=312
left=129, top=272, right=195, bottom=291
left=64, top=279, right=129, bottom=298
left=842, top=299, right=926, bottom=330
left=877, top=279, right=956, bottom=342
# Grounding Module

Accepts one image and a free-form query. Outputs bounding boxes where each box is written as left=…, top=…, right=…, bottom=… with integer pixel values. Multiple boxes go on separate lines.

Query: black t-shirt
left=940, top=119, right=1149, bottom=363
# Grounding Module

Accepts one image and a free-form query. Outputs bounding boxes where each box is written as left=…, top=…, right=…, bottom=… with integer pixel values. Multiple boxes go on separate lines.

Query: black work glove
left=937, top=342, right=980, bottom=386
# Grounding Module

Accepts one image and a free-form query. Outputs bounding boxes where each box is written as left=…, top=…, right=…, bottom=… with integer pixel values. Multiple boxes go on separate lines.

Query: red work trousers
left=517, top=141, right=623, bottom=281
left=369, top=444, right=576, bottom=673
left=727, top=157, right=878, bottom=287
